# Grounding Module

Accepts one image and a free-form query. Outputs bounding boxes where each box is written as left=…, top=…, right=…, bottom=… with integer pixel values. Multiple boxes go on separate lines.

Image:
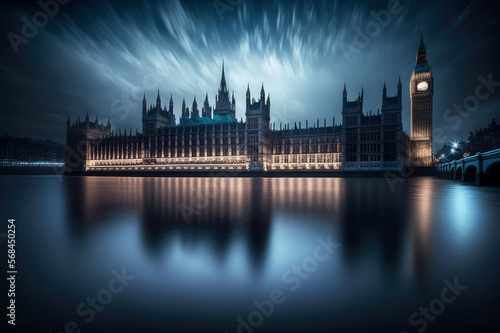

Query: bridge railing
left=437, top=148, right=500, bottom=169
left=436, top=148, right=500, bottom=185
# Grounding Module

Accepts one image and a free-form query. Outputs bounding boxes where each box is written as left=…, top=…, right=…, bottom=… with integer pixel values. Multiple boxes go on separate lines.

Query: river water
left=1, top=175, right=499, bottom=332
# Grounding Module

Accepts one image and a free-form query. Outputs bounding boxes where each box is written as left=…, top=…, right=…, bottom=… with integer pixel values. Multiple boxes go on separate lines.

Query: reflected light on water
left=2, top=175, right=499, bottom=332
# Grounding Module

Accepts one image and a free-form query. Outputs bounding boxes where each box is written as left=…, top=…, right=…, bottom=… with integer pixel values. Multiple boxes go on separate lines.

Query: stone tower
left=214, top=60, right=236, bottom=119
left=142, top=90, right=173, bottom=136
left=410, top=26, right=434, bottom=166
left=245, top=83, right=271, bottom=170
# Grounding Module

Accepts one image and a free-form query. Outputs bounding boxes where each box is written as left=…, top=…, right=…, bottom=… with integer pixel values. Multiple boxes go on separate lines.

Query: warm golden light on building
left=410, top=27, right=433, bottom=167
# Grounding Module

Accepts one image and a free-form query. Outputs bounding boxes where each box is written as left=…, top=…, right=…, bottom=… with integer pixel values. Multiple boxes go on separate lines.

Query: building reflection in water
left=64, top=177, right=273, bottom=272
left=12, top=175, right=498, bottom=332
left=408, top=177, right=434, bottom=283
left=64, top=176, right=416, bottom=276
left=337, top=178, right=408, bottom=271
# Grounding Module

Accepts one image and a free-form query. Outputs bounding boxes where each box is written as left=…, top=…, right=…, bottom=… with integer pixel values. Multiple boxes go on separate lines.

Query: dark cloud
left=1, top=0, right=499, bottom=151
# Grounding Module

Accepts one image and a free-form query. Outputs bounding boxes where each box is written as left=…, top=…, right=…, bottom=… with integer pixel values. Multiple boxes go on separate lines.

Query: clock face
left=417, top=81, right=429, bottom=91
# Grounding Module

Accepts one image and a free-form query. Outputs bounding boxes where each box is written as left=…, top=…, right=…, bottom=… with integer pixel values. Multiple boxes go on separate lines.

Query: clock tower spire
left=409, top=25, right=434, bottom=166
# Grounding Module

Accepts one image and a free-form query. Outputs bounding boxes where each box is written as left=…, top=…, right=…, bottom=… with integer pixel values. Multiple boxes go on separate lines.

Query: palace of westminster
left=66, top=30, right=434, bottom=172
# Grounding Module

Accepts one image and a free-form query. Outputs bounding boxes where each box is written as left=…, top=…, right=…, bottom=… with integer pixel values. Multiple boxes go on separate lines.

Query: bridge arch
left=485, top=161, right=500, bottom=185
left=486, top=161, right=500, bottom=175
left=455, top=166, right=463, bottom=180
left=438, top=149, right=500, bottom=185
left=464, top=165, right=477, bottom=183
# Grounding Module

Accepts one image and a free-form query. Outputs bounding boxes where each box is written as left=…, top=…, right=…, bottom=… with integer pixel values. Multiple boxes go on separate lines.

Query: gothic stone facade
left=66, top=66, right=402, bottom=173
left=67, top=33, right=430, bottom=173
left=341, top=80, right=408, bottom=171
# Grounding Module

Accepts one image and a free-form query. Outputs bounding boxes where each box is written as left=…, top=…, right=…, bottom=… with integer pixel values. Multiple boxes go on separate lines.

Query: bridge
left=436, top=148, right=500, bottom=185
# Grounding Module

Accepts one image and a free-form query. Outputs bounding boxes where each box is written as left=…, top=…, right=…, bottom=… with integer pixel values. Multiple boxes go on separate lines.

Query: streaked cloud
left=0, top=0, right=498, bottom=148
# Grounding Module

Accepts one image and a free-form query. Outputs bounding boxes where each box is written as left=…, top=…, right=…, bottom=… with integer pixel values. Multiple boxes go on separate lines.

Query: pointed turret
left=342, top=83, right=347, bottom=109
left=382, top=82, right=388, bottom=106
left=168, top=94, right=173, bottom=112
left=182, top=98, right=189, bottom=118
left=246, top=84, right=251, bottom=110
left=260, top=83, right=266, bottom=105
left=191, top=96, right=199, bottom=118
left=67, top=116, right=70, bottom=129
left=142, top=92, right=147, bottom=116
left=156, top=89, right=161, bottom=111
left=397, top=76, right=402, bottom=100
left=202, top=93, right=212, bottom=118
left=360, top=87, right=364, bottom=109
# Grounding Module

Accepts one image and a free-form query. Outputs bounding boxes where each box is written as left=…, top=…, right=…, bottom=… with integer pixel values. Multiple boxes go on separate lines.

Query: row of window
left=274, top=137, right=340, bottom=145
left=272, top=153, right=341, bottom=164
left=345, top=153, right=398, bottom=162
left=273, top=144, right=341, bottom=154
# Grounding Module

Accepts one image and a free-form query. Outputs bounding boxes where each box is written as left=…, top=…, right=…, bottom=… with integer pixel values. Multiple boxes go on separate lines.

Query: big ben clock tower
left=410, top=26, right=433, bottom=166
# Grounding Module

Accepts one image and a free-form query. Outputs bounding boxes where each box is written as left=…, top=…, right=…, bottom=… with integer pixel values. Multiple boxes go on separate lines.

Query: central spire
left=416, top=25, right=427, bottom=65
left=220, top=60, right=226, bottom=90
left=214, top=60, right=236, bottom=119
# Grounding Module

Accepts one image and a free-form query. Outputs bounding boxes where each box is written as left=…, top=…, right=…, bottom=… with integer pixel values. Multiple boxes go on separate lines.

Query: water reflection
left=337, top=178, right=407, bottom=273
left=64, top=177, right=413, bottom=274
left=409, top=178, right=434, bottom=282
left=64, top=177, right=274, bottom=272
left=3, top=175, right=499, bottom=332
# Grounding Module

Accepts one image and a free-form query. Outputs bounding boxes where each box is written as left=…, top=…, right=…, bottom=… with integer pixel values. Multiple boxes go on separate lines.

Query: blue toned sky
left=0, top=0, right=499, bottom=149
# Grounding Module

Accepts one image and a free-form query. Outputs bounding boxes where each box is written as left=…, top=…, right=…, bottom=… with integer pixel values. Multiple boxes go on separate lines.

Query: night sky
left=1, top=0, right=499, bottom=152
